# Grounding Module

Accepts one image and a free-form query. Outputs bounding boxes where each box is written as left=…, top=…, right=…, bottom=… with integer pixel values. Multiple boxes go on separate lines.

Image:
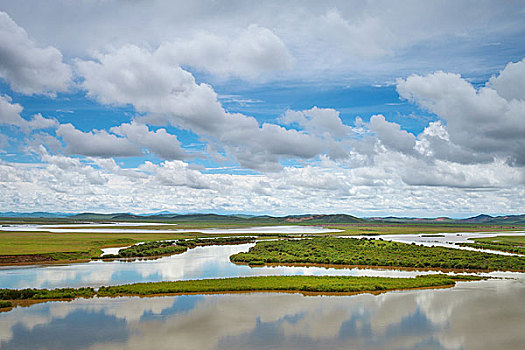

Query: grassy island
left=96, top=237, right=256, bottom=259
left=0, top=275, right=483, bottom=309
left=0, top=287, right=96, bottom=301
left=97, top=275, right=484, bottom=296
left=457, top=236, right=525, bottom=255
left=96, top=241, right=188, bottom=259
left=177, top=236, right=256, bottom=247
left=230, top=237, right=525, bottom=271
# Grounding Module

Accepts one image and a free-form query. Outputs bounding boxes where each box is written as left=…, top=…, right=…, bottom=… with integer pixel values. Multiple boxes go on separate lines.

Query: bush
left=0, top=300, right=12, bottom=308
left=230, top=237, right=525, bottom=271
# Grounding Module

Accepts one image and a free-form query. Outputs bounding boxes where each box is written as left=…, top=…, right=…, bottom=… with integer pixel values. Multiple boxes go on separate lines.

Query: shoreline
left=0, top=285, right=458, bottom=313
left=232, top=261, right=524, bottom=273
left=1, top=275, right=476, bottom=312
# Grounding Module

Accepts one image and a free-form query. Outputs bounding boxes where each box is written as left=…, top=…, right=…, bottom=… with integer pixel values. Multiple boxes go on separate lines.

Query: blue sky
left=0, top=1, right=524, bottom=217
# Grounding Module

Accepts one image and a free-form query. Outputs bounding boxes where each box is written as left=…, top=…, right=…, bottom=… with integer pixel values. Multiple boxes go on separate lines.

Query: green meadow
left=458, top=235, right=525, bottom=255
left=0, top=274, right=484, bottom=307
left=230, top=237, right=525, bottom=271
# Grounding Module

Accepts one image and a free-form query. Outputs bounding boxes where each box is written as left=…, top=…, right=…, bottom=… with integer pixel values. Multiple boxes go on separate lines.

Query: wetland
left=1, top=221, right=525, bottom=349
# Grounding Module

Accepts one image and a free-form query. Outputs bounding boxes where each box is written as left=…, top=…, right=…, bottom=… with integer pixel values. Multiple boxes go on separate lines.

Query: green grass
left=97, top=241, right=188, bottom=259
left=97, top=275, right=466, bottom=295
left=94, top=237, right=256, bottom=259
left=457, top=235, right=525, bottom=255
left=177, top=237, right=256, bottom=248
left=0, top=287, right=95, bottom=300
left=230, top=237, right=525, bottom=271
left=0, top=275, right=482, bottom=305
left=0, top=300, right=12, bottom=308
left=0, top=231, right=202, bottom=262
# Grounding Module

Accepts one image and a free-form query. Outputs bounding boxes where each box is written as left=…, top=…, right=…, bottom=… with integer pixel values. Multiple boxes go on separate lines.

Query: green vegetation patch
left=0, top=275, right=476, bottom=305
left=0, top=300, right=12, bottom=308
left=0, top=287, right=95, bottom=300
left=96, top=237, right=256, bottom=259
left=0, top=231, right=196, bottom=260
left=97, top=241, right=187, bottom=259
left=177, top=236, right=256, bottom=248
left=230, top=237, right=525, bottom=271
left=97, top=275, right=460, bottom=295
left=457, top=235, right=525, bottom=255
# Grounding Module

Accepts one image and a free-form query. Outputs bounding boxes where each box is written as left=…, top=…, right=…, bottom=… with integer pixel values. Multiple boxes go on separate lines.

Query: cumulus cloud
left=140, top=160, right=212, bottom=189
left=156, top=25, right=293, bottom=79
left=416, top=121, right=493, bottom=165
left=369, top=114, right=416, bottom=154
left=0, top=11, right=71, bottom=95
left=55, top=120, right=189, bottom=161
left=0, top=95, right=58, bottom=132
left=0, top=152, right=523, bottom=216
left=56, top=123, right=141, bottom=158
left=488, top=58, right=525, bottom=101
left=75, top=45, right=226, bottom=134
left=1, top=5, right=524, bottom=215
left=397, top=66, right=525, bottom=166
left=281, top=107, right=352, bottom=138
left=41, top=152, right=107, bottom=186
left=110, top=122, right=187, bottom=160
left=76, top=46, right=340, bottom=171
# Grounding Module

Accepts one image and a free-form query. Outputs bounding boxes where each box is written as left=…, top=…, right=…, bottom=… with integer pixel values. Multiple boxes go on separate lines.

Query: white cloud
left=3, top=1, right=522, bottom=83
left=140, top=160, right=213, bottom=190
left=0, top=153, right=523, bottom=216
left=281, top=107, right=352, bottom=138
left=369, top=114, right=416, bottom=154
left=0, top=11, right=71, bottom=95
left=488, top=58, right=525, bottom=101
left=110, top=121, right=188, bottom=160
left=416, top=121, right=493, bottom=164
left=397, top=66, right=525, bottom=166
left=76, top=46, right=343, bottom=171
left=156, top=25, right=293, bottom=79
left=41, top=152, right=107, bottom=186
left=0, top=5, right=523, bottom=216
left=75, top=45, right=226, bottom=135
left=56, top=123, right=141, bottom=158
left=0, top=94, right=58, bottom=132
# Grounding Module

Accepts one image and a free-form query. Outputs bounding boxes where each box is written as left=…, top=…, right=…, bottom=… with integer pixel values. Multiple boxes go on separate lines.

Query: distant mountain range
left=0, top=212, right=524, bottom=225
left=368, top=214, right=525, bottom=225
left=66, top=213, right=365, bottom=224
left=0, top=211, right=73, bottom=218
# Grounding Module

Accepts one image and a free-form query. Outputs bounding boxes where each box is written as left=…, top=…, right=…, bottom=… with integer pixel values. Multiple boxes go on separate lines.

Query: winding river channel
left=1, top=224, right=525, bottom=349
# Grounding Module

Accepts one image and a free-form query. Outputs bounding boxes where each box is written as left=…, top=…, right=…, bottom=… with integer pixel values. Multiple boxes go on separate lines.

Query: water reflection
left=1, top=278, right=524, bottom=349
left=0, top=244, right=455, bottom=289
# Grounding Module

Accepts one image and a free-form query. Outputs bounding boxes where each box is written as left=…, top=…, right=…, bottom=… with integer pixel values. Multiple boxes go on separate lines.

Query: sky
left=0, top=0, right=524, bottom=217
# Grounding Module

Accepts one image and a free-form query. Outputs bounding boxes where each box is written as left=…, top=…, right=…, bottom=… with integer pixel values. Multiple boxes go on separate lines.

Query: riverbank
left=457, top=235, right=525, bottom=255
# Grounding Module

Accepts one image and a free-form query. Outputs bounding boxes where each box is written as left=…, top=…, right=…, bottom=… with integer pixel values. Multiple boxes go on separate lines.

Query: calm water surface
left=1, top=277, right=524, bottom=350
